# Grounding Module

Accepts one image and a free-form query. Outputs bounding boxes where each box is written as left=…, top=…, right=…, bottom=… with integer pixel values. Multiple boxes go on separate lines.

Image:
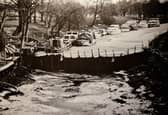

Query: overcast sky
left=77, top=0, right=120, bottom=6
left=1, top=0, right=167, bottom=5
left=68, top=0, right=168, bottom=6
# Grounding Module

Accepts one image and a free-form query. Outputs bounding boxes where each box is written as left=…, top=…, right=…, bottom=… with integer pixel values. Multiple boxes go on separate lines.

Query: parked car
left=99, top=29, right=108, bottom=36
left=120, top=23, right=131, bottom=32
left=125, top=20, right=138, bottom=30
left=63, top=31, right=79, bottom=44
left=63, top=35, right=70, bottom=44
left=107, top=24, right=121, bottom=35
left=73, top=32, right=96, bottom=46
left=65, top=31, right=79, bottom=41
left=147, top=18, right=160, bottom=28
left=138, top=20, right=148, bottom=28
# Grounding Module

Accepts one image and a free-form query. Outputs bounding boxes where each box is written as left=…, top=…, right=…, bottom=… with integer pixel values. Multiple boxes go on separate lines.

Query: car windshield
left=149, top=20, right=158, bottom=22
left=122, top=24, right=129, bottom=26
left=121, top=26, right=129, bottom=29
left=70, top=36, right=75, bottom=39
left=64, top=36, right=69, bottom=39
left=126, top=20, right=137, bottom=24
left=140, top=21, right=147, bottom=24
left=67, top=32, right=71, bottom=34
left=79, top=33, right=92, bottom=40
left=110, top=25, right=119, bottom=28
left=73, top=32, right=78, bottom=34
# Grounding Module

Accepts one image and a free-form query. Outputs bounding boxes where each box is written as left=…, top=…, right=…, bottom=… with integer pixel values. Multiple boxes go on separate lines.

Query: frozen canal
left=1, top=70, right=152, bottom=115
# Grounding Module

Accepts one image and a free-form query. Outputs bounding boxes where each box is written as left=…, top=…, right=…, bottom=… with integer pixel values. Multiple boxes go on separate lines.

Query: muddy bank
left=127, top=63, right=168, bottom=115
left=0, top=65, right=35, bottom=111
left=0, top=65, right=34, bottom=86
left=126, top=31, right=168, bottom=115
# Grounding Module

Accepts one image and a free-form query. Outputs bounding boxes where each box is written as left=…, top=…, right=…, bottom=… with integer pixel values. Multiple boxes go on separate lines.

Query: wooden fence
left=63, top=41, right=148, bottom=59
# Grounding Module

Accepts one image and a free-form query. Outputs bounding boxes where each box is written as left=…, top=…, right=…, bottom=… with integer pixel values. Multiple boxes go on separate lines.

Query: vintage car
left=99, top=29, right=108, bottom=36
left=147, top=18, right=160, bottom=28
left=63, top=31, right=79, bottom=44
left=138, top=20, right=148, bottom=28
left=66, top=31, right=78, bottom=40
left=120, top=23, right=131, bottom=32
left=125, top=20, right=138, bottom=30
left=106, top=24, right=121, bottom=35
left=73, top=32, right=96, bottom=46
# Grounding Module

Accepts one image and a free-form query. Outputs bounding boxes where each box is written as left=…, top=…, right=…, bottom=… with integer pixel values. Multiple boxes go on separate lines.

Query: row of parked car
left=99, top=18, right=160, bottom=36
left=61, top=31, right=96, bottom=47
left=49, top=18, right=161, bottom=48
left=38, top=30, right=97, bottom=51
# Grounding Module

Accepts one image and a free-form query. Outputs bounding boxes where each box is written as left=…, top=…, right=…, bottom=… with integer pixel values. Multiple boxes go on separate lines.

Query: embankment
left=126, top=31, right=168, bottom=115
left=23, top=51, right=147, bottom=74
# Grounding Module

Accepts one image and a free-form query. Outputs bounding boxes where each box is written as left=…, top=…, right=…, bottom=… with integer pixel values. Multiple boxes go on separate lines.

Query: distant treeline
left=87, top=0, right=168, bottom=25
left=142, top=0, right=168, bottom=23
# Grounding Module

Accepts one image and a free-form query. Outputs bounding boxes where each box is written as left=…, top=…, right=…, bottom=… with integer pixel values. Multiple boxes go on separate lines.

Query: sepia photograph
left=0, top=0, right=168, bottom=114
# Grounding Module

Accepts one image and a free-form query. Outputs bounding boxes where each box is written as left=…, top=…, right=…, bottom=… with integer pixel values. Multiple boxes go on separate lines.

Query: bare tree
left=66, top=3, right=85, bottom=31
left=10, top=0, right=39, bottom=49
left=0, top=3, right=9, bottom=51
left=91, top=0, right=104, bottom=26
left=0, top=10, right=7, bottom=51
left=99, top=3, right=118, bottom=25
left=118, top=0, right=130, bottom=16
left=0, top=9, right=7, bottom=32
left=44, top=0, right=53, bottom=28
left=40, top=0, right=44, bottom=22
left=47, top=2, right=83, bottom=37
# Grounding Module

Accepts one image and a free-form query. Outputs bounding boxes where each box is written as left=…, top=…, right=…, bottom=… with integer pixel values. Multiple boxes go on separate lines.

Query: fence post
left=148, top=40, right=150, bottom=48
left=91, top=49, right=94, bottom=58
left=98, top=48, right=101, bottom=57
left=112, top=50, right=115, bottom=57
left=77, top=50, right=80, bottom=58
left=70, top=51, right=72, bottom=58
left=142, top=41, right=144, bottom=48
left=60, top=52, right=63, bottom=61
left=45, top=47, right=47, bottom=53
left=127, top=49, right=129, bottom=55
left=84, top=51, right=86, bottom=58
left=105, top=49, right=108, bottom=57
left=134, top=46, right=136, bottom=53
left=63, top=51, right=65, bottom=58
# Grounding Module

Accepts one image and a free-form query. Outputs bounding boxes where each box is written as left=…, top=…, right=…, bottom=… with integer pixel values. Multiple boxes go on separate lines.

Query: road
left=64, top=24, right=168, bottom=58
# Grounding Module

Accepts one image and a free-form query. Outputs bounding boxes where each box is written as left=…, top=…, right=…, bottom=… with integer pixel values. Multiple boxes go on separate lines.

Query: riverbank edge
left=0, top=31, right=168, bottom=86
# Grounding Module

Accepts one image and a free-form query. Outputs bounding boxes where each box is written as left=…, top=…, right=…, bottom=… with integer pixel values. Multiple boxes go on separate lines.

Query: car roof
left=149, top=18, right=159, bottom=20
left=110, top=24, right=119, bottom=26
